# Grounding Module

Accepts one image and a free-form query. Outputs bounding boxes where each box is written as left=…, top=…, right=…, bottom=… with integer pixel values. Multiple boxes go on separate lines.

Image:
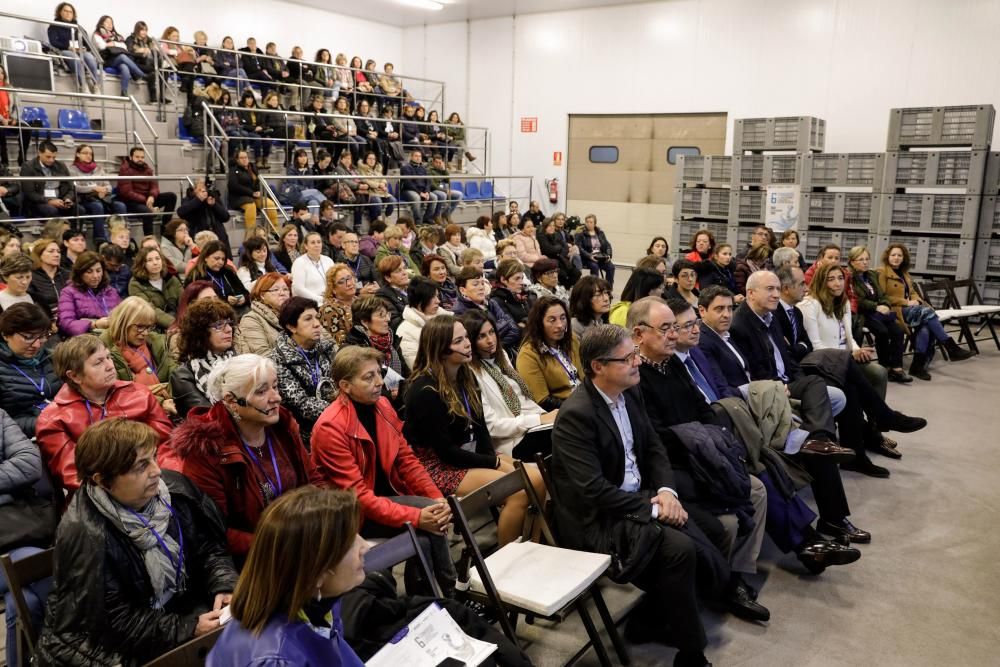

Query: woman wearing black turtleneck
left=184, top=239, right=249, bottom=315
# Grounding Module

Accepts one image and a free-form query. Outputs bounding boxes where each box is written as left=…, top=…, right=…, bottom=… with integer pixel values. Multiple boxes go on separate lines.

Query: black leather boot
left=943, top=337, right=974, bottom=361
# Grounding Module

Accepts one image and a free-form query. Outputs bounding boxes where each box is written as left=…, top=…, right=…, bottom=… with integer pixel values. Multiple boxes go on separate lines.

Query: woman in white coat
left=396, top=277, right=450, bottom=369
left=290, top=231, right=335, bottom=303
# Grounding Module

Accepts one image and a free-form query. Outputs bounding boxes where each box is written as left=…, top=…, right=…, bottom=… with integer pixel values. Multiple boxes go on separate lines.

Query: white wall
left=5, top=0, right=403, bottom=72
left=400, top=0, right=1000, bottom=204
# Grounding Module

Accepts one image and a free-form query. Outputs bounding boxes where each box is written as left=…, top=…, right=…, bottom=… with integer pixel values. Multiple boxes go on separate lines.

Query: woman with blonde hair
left=100, top=297, right=176, bottom=415
left=235, top=273, right=291, bottom=355
left=319, top=263, right=356, bottom=346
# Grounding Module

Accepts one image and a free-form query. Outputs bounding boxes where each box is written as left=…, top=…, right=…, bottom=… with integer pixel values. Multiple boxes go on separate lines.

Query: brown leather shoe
left=800, top=439, right=856, bottom=464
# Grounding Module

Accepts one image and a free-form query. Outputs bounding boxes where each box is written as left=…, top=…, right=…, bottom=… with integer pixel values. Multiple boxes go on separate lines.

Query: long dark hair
left=457, top=309, right=521, bottom=373
left=411, top=314, right=482, bottom=419
left=188, top=240, right=230, bottom=282
left=569, top=275, right=611, bottom=326
left=70, top=251, right=110, bottom=290
left=239, top=237, right=277, bottom=281
left=620, top=268, right=664, bottom=303
left=525, top=296, right=573, bottom=356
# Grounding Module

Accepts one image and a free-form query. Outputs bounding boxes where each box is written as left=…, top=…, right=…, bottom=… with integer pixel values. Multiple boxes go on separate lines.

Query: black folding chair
left=363, top=521, right=444, bottom=599
left=949, top=278, right=1000, bottom=350
left=142, top=625, right=224, bottom=666
left=915, top=279, right=979, bottom=356
left=0, top=548, right=53, bottom=667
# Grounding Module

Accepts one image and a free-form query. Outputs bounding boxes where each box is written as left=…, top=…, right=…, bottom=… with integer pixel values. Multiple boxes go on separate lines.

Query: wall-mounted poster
left=766, top=184, right=800, bottom=232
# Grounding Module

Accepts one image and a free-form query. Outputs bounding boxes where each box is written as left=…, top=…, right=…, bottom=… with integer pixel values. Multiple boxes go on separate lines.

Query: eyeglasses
left=592, top=290, right=612, bottom=299
left=753, top=230, right=770, bottom=238
left=678, top=319, right=701, bottom=332
left=130, top=323, right=154, bottom=334
left=343, top=239, right=360, bottom=245
left=334, top=275, right=356, bottom=286
left=209, top=320, right=236, bottom=332
left=599, top=346, right=641, bottom=365
left=17, top=332, right=51, bottom=344
left=677, top=271, right=697, bottom=280
left=265, top=286, right=290, bottom=294
left=638, top=321, right=680, bottom=336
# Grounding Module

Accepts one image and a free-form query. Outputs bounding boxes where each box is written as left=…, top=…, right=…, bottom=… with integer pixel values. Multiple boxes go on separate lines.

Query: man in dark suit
left=774, top=265, right=812, bottom=361
left=550, top=325, right=712, bottom=667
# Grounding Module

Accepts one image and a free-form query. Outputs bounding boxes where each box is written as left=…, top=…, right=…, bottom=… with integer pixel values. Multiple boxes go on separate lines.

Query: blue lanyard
left=6, top=362, right=46, bottom=396
left=296, top=345, right=321, bottom=388
left=83, top=398, right=108, bottom=424
left=88, top=289, right=109, bottom=316
left=126, top=498, right=185, bottom=586
left=345, top=254, right=361, bottom=278
left=546, top=345, right=580, bottom=386
left=208, top=271, right=227, bottom=296
left=129, top=345, right=158, bottom=376
left=240, top=432, right=283, bottom=498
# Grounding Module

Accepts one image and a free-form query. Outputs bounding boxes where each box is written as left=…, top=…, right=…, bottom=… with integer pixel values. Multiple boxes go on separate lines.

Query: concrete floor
left=521, top=345, right=1000, bottom=667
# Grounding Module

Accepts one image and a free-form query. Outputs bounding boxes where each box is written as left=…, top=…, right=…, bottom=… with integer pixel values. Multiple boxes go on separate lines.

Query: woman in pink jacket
left=57, top=251, right=122, bottom=337
left=510, top=216, right=542, bottom=268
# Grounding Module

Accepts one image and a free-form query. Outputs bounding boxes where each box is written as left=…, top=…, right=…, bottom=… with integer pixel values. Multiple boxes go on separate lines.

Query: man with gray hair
left=771, top=246, right=800, bottom=269
left=549, top=323, right=713, bottom=666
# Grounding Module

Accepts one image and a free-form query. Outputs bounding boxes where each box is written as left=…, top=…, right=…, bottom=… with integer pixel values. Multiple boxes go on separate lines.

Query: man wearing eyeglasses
left=550, top=324, right=715, bottom=667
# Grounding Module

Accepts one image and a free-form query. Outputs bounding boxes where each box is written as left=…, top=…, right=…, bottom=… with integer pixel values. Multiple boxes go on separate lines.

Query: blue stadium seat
left=451, top=181, right=465, bottom=196
left=177, top=118, right=202, bottom=144
left=479, top=181, right=494, bottom=200
left=57, top=109, right=102, bottom=140
left=20, top=107, right=62, bottom=138
left=464, top=180, right=480, bottom=200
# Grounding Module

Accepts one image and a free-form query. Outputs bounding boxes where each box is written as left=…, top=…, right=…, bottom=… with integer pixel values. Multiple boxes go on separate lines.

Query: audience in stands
left=668, top=259, right=701, bottom=311
left=125, top=21, right=164, bottom=102
left=516, top=296, right=583, bottom=410
left=845, top=246, right=909, bottom=382
left=49, top=3, right=101, bottom=92
left=99, top=297, right=176, bottom=415
left=527, top=257, right=569, bottom=302
left=0, top=253, right=33, bottom=311
left=93, top=15, right=151, bottom=99
left=452, top=267, right=521, bottom=356
left=273, top=223, right=301, bottom=270
left=38, top=418, right=237, bottom=665
left=177, top=181, right=232, bottom=255
left=0, top=304, right=61, bottom=437
left=57, top=251, right=122, bottom=337
left=292, top=231, right=335, bottom=304
left=69, top=144, right=125, bottom=244
left=20, top=141, right=75, bottom=220
left=319, top=263, right=357, bottom=346
left=422, top=254, right=458, bottom=312
left=235, top=272, right=290, bottom=355
left=128, top=245, right=182, bottom=329
left=99, top=243, right=130, bottom=299
left=236, top=236, right=278, bottom=292
left=408, top=224, right=441, bottom=269
left=375, top=255, right=409, bottom=332
left=733, top=244, right=772, bottom=295
left=511, top=217, right=542, bottom=268
left=574, top=214, right=614, bottom=287
left=467, top=216, right=498, bottom=264
left=610, top=267, right=666, bottom=326
left=186, top=239, right=248, bottom=312
left=171, top=299, right=237, bottom=418
left=282, top=149, right=328, bottom=217
left=344, top=295, right=410, bottom=390
left=358, top=151, right=396, bottom=219
left=437, top=223, right=467, bottom=277
left=803, top=244, right=841, bottom=286
left=340, top=232, right=379, bottom=292
left=568, top=274, right=612, bottom=337
left=400, top=149, right=442, bottom=224
left=780, top=230, right=808, bottom=269
left=427, top=153, right=462, bottom=221
left=397, top=276, right=446, bottom=368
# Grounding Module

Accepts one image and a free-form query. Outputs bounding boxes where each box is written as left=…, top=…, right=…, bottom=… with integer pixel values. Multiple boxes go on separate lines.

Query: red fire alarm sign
left=553, top=151, right=563, bottom=166
left=520, top=117, right=538, bottom=133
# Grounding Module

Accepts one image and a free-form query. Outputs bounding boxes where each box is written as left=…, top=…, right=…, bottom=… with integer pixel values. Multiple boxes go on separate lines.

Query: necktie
left=787, top=307, right=799, bottom=344
left=684, top=356, right=719, bottom=403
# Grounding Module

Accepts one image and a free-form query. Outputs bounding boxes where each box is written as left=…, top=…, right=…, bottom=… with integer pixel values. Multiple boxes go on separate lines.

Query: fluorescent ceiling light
left=398, top=0, right=444, bottom=9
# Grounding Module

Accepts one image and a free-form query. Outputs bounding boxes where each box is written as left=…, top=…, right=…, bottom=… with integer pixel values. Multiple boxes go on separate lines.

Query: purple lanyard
left=459, top=388, right=475, bottom=439
left=83, top=398, right=108, bottom=424
left=208, top=271, right=227, bottom=296
left=130, top=345, right=158, bottom=375
left=6, top=362, right=46, bottom=396
left=88, top=289, right=109, bottom=316
left=126, top=499, right=185, bottom=586
left=296, top=345, right=321, bottom=388
left=546, top=345, right=579, bottom=386
left=240, top=432, right=283, bottom=498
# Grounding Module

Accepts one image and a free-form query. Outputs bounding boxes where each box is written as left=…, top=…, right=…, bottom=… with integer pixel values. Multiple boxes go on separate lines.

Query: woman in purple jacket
left=207, top=486, right=368, bottom=667
left=57, top=251, right=122, bottom=337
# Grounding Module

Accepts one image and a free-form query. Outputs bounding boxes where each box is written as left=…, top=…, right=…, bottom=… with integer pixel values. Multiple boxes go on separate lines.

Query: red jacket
left=159, top=402, right=324, bottom=556
left=311, top=395, right=441, bottom=529
left=36, top=380, right=172, bottom=498
left=117, top=158, right=160, bottom=203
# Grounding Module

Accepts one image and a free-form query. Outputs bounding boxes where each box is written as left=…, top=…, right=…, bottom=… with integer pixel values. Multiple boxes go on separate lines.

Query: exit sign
left=520, top=117, right=538, bottom=133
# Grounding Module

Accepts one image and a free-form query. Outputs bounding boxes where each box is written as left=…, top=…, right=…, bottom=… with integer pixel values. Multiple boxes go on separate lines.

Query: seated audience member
left=407, top=225, right=441, bottom=270
left=398, top=277, right=448, bottom=368
left=467, top=216, right=498, bottom=265
left=236, top=90, right=272, bottom=168
left=60, top=227, right=87, bottom=270
left=684, top=229, right=715, bottom=266
left=730, top=272, right=926, bottom=478
left=100, top=243, right=131, bottom=300
left=100, top=297, right=176, bottom=415
left=358, top=151, right=396, bottom=220
left=462, top=248, right=491, bottom=285
left=733, top=244, right=772, bottom=295
left=376, top=256, right=410, bottom=333
left=36, top=335, right=172, bottom=495
left=311, top=347, right=456, bottom=594
left=187, top=240, right=249, bottom=312
left=117, top=147, right=177, bottom=236
left=846, top=246, right=909, bottom=383
left=804, top=244, right=842, bottom=286
left=427, top=154, right=463, bottom=221
left=771, top=246, right=800, bottom=271
left=58, top=251, right=123, bottom=337
left=345, top=295, right=410, bottom=385
left=176, top=181, right=232, bottom=255
left=292, top=232, right=336, bottom=304
left=548, top=324, right=711, bottom=666
left=452, top=267, right=521, bottom=355
left=648, top=235, right=670, bottom=263
left=403, top=315, right=542, bottom=546
left=0, top=253, right=34, bottom=310
left=877, top=243, right=972, bottom=379
left=128, top=246, right=182, bottom=329
left=569, top=274, right=613, bottom=337
left=228, top=149, right=279, bottom=233
left=282, top=149, right=328, bottom=216
left=510, top=217, right=543, bottom=268
left=780, top=230, right=808, bottom=269
left=273, top=224, right=302, bottom=271
left=490, top=259, right=534, bottom=328
left=666, top=259, right=700, bottom=310
left=19, top=141, right=76, bottom=220
left=631, top=296, right=863, bottom=567
left=359, top=219, right=387, bottom=259
left=37, top=418, right=238, bottom=665
left=459, top=310, right=555, bottom=459
left=166, top=280, right=218, bottom=355
left=323, top=222, right=349, bottom=262
left=437, top=223, right=467, bottom=277
left=422, top=255, right=458, bottom=312
left=611, top=267, right=667, bottom=326
left=272, top=297, right=337, bottom=448
left=637, top=255, right=669, bottom=284
left=237, top=237, right=279, bottom=292
left=574, top=214, right=614, bottom=288
left=70, top=144, right=126, bottom=244
left=341, top=232, right=379, bottom=292
left=171, top=299, right=238, bottom=418
left=28, top=238, right=69, bottom=320
left=397, top=218, right=418, bottom=252
left=696, top=242, right=743, bottom=303
left=736, top=225, right=774, bottom=261
left=528, top=257, right=570, bottom=302
left=236, top=273, right=290, bottom=355
left=400, top=149, right=441, bottom=224
left=0, top=233, right=21, bottom=259
left=516, top=296, right=583, bottom=410
left=320, top=263, right=357, bottom=346
left=492, top=211, right=514, bottom=242
left=93, top=15, right=150, bottom=99
left=47, top=4, right=100, bottom=90
left=536, top=216, right=581, bottom=287
left=0, top=304, right=61, bottom=437
left=164, top=354, right=321, bottom=558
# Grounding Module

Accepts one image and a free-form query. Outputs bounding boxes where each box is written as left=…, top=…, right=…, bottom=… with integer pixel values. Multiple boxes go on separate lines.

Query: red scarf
left=73, top=159, right=98, bottom=174
left=368, top=331, right=393, bottom=357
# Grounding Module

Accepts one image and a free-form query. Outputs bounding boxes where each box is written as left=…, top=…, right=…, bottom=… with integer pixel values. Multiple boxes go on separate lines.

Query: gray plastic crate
left=977, top=195, right=1000, bottom=236
left=977, top=279, right=1000, bottom=304
left=800, top=192, right=880, bottom=230
left=732, top=155, right=803, bottom=187
left=886, top=105, right=995, bottom=151
left=671, top=219, right=731, bottom=253
left=882, top=151, right=988, bottom=193
left=801, top=230, right=876, bottom=263
left=875, top=193, right=981, bottom=237
left=874, top=235, right=975, bottom=276
left=972, top=236, right=1000, bottom=279
left=674, top=187, right=731, bottom=220
left=677, top=155, right=733, bottom=188
left=800, top=153, right=886, bottom=190
left=983, top=152, right=1000, bottom=193
left=729, top=190, right=767, bottom=224
left=732, top=116, right=825, bottom=154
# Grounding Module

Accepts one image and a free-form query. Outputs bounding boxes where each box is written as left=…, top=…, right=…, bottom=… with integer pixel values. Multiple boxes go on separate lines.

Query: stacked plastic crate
left=672, top=155, right=733, bottom=254
left=974, top=153, right=1000, bottom=302
left=874, top=105, right=994, bottom=292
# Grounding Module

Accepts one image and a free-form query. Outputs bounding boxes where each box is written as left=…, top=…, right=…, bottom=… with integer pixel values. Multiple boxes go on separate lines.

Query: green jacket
left=374, top=243, right=420, bottom=275
left=128, top=276, right=182, bottom=330
left=427, top=165, right=450, bottom=191
left=99, top=330, right=177, bottom=384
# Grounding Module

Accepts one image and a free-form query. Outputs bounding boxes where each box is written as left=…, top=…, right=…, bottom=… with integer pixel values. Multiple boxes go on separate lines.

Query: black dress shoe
left=841, top=458, right=891, bottom=478
left=796, top=539, right=862, bottom=574
left=887, top=368, right=913, bottom=383
left=674, top=651, right=712, bottom=667
left=817, top=518, right=872, bottom=544
left=728, top=580, right=770, bottom=622
left=869, top=437, right=902, bottom=459
left=879, top=411, right=927, bottom=433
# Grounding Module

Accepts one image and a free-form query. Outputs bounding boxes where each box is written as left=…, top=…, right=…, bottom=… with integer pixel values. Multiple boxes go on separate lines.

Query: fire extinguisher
left=546, top=178, right=559, bottom=204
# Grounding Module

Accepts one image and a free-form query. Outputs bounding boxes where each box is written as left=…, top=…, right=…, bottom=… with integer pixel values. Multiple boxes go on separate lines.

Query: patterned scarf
left=190, top=349, right=235, bottom=398
left=480, top=358, right=531, bottom=416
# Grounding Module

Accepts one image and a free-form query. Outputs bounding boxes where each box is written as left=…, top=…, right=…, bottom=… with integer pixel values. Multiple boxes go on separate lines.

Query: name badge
left=44, top=188, right=58, bottom=198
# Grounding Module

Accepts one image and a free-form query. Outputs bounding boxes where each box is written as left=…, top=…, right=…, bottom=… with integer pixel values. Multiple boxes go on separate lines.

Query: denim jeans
left=106, top=53, right=146, bottom=95
left=77, top=197, right=126, bottom=242
left=401, top=190, right=433, bottom=222
left=299, top=188, right=327, bottom=216
left=222, top=67, right=248, bottom=95
left=371, top=193, right=396, bottom=218
left=60, top=50, right=99, bottom=85
left=434, top=188, right=462, bottom=215
left=0, top=546, right=52, bottom=667
left=913, top=316, right=949, bottom=354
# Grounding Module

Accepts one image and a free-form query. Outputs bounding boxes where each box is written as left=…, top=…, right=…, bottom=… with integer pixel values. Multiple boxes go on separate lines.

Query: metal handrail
left=202, top=102, right=488, bottom=133
left=0, top=10, right=105, bottom=93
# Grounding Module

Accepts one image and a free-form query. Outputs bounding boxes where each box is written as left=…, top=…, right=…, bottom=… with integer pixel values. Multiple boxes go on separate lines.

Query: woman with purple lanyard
left=185, top=239, right=250, bottom=315
left=515, top=296, right=584, bottom=411
left=57, top=251, right=122, bottom=338
left=0, top=303, right=62, bottom=438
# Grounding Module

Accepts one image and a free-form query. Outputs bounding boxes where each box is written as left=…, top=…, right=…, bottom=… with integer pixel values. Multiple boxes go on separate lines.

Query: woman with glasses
left=292, top=232, right=335, bottom=304
left=272, top=297, right=337, bottom=448
left=665, top=259, right=700, bottom=311
left=128, top=246, right=183, bottom=330
left=344, top=296, right=409, bottom=403
left=609, top=267, right=666, bottom=326
left=100, top=297, right=177, bottom=417
left=236, top=273, right=291, bottom=356
left=0, top=304, right=62, bottom=437
left=0, top=254, right=34, bottom=311
left=186, top=240, right=250, bottom=315
left=568, top=275, right=613, bottom=338
left=36, top=334, right=172, bottom=496
left=170, top=299, right=238, bottom=418
left=515, top=296, right=584, bottom=411
left=58, top=251, right=123, bottom=338
left=319, top=264, right=357, bottom=346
